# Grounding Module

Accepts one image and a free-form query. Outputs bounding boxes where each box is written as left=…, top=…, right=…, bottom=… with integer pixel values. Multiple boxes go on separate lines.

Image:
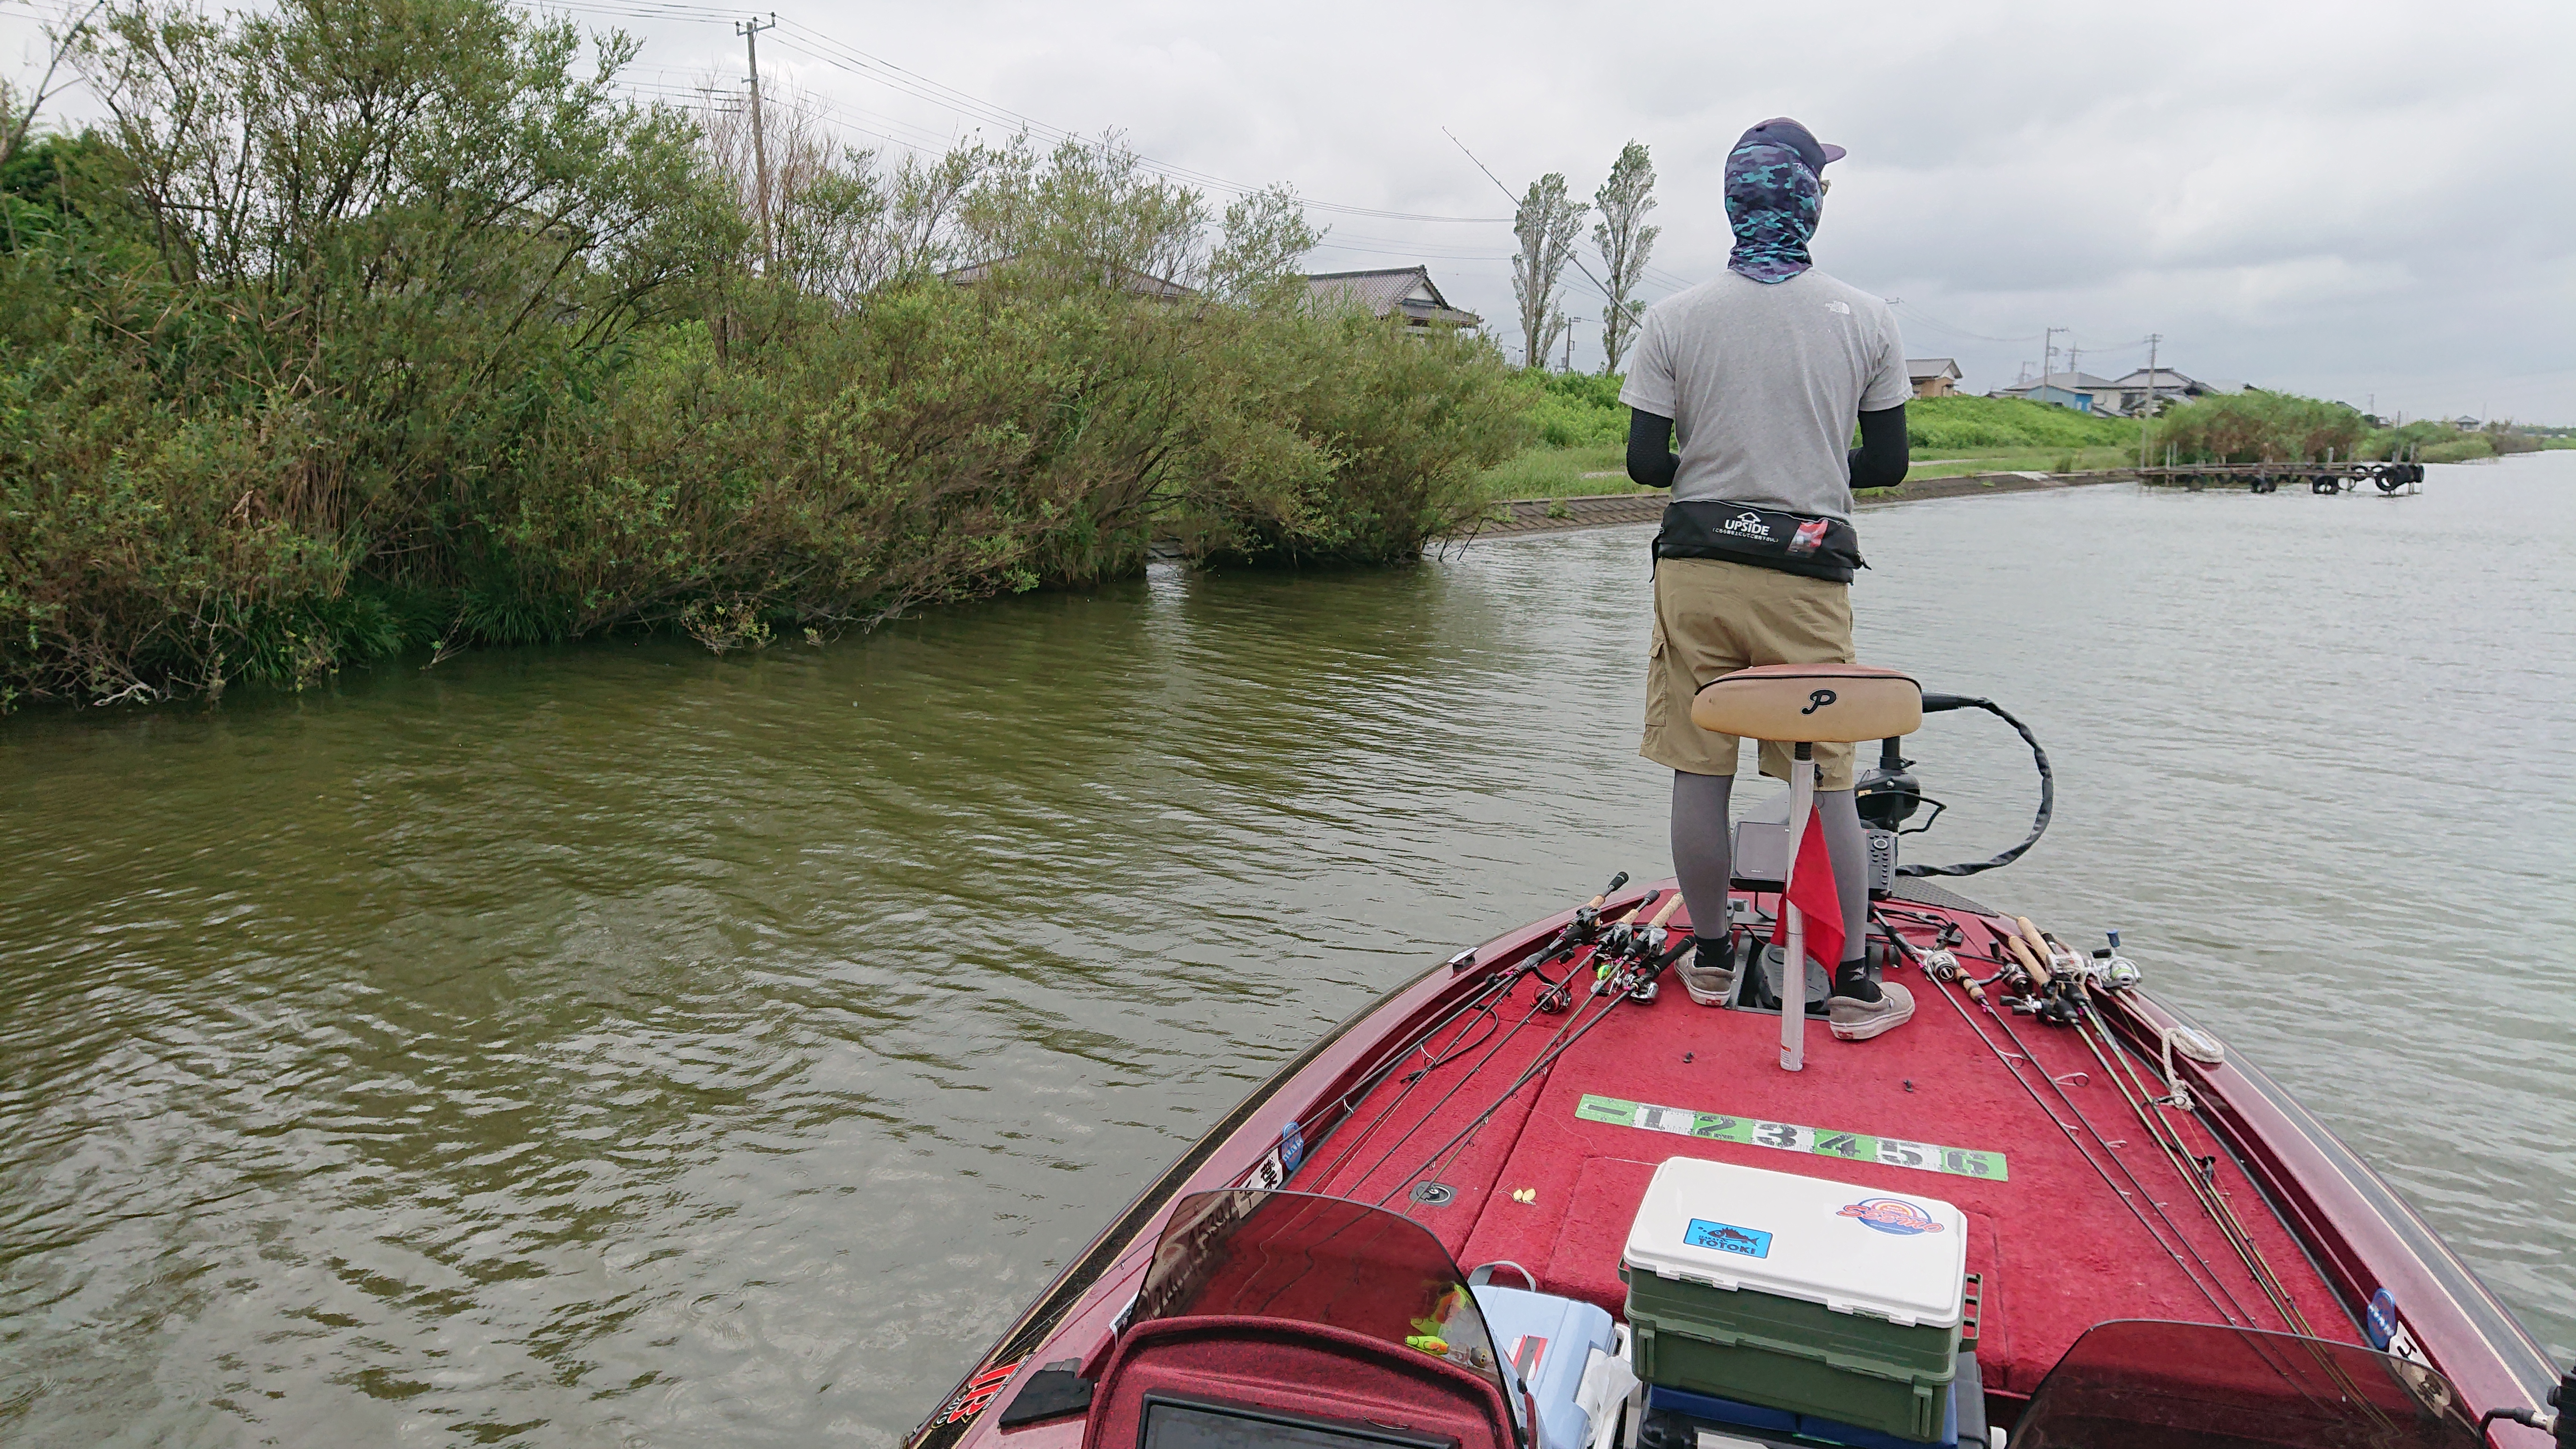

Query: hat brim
left=1819, top=142, right=1847, bottom=165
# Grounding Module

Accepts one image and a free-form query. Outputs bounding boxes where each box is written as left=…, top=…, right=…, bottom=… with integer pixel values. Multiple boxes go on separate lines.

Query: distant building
left=2103, top=367, right=2220, bottom=416
left=2018, top=383, right=2093, bottom=413
left=2003, top=367, right=2250, bottom=417
left=1906, top=358, right=1963, bottom=399
left=945, top=255, right=1196, bottom=300
left=1303, top=266, right=1482, bottom=333
left=2000, top=372, right=2119, bottom=413
left=2450, top=415, right=2482, bottom=431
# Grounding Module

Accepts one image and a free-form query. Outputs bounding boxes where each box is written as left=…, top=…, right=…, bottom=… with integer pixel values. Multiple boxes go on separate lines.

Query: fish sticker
left=1684, top=1218, right=1774, bottom=1258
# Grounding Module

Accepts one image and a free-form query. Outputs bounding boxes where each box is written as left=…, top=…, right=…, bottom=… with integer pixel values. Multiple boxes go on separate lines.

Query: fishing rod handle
left=1648, top=891, right=1688, bottom=929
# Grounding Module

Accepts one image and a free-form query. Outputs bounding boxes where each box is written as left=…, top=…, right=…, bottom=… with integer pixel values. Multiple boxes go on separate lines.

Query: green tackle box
left=1621, top=1156, right=1969, bottom=1443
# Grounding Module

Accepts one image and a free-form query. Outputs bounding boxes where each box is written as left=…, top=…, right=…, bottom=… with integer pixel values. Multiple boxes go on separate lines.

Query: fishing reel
left=2080, top=931, right=2144, bottom=991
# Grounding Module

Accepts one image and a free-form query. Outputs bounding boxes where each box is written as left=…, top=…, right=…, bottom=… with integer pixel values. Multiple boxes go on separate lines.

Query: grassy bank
left=1475, top=387, right=2144, bottom=502
left=0, top=0, right=1529, bottom=710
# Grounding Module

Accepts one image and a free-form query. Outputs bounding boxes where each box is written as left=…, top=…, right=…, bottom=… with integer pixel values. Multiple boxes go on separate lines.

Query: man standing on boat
left=1620, top=117, right=1913, bottom=1040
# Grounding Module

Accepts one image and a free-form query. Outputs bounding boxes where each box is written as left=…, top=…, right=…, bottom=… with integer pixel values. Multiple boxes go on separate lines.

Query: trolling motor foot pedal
left=1727, top=936, right=1829, bottom=1017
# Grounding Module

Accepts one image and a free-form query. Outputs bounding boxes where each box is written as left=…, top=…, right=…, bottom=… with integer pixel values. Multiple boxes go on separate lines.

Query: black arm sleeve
left=1849, top=403, right=1909, bottom=491
left=1627, top=408, right=1679, bottom=490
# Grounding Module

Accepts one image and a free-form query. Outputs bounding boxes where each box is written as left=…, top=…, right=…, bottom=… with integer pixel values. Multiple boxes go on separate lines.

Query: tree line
left=0, top=0, right=1532, bottom=709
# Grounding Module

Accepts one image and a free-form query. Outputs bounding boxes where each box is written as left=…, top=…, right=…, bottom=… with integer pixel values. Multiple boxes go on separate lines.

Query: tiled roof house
left=1303, top=267, right=1482, bottom=331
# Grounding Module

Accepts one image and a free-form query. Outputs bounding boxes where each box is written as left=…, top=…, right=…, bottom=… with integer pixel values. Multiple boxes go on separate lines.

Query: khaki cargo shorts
left=1641, top=556, right=1857, bottom=789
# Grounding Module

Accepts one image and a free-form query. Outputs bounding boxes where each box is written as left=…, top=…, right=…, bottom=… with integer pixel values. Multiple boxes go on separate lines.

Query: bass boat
left=908, top=665, right=2570, bottom=1449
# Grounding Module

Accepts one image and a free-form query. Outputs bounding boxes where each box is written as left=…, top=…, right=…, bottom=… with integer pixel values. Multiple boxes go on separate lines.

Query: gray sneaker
left=1675, top=943, right=1737, bottom=1007
left=1828, top=981, right=1915, bottom=1041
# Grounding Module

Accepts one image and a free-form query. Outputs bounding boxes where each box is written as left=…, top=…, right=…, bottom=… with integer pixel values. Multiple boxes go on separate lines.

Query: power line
left=514, top=0, right=1512, bottom=225
left=1888, top=301, right=2047, bottom=344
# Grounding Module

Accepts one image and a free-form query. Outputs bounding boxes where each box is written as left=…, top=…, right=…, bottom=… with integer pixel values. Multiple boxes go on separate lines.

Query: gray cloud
left=9, top=0, right=2563, bottom=418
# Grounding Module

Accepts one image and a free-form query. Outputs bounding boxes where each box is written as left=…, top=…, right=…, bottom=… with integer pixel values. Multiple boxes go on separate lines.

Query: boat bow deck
left=1294, top=884, right=2357, bottom=1402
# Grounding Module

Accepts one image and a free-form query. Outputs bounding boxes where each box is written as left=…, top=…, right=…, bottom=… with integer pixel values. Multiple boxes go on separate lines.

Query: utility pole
left=2140, top=333, right=2161, bottom=470
left=2042, top=326, right=2064, bottom=393
left=1563, top=319, right=1578, bottom=373
left=737, top=15, right=778, bottom=270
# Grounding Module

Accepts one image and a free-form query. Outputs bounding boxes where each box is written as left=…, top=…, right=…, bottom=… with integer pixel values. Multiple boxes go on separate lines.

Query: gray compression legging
left=1671, top=770, right=1869, bottom=967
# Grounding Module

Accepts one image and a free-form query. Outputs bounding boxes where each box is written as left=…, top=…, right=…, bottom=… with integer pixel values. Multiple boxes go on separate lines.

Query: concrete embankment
left=1463, top=470, right=2135, bottom=540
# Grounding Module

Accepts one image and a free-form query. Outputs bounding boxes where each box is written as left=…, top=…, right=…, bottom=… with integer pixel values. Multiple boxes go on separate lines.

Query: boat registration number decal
left=1575, top=1094, right=2008, bottom=1181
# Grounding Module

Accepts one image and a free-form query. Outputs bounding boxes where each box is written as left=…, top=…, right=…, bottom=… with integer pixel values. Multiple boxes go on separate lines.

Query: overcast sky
left=9, top=0, right=2570, bottom=422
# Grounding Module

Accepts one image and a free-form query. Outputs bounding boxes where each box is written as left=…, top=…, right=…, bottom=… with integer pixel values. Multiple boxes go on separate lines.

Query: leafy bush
left=2145, top=391, right=2367, bottom=465
left=2415, top=437, right=2491, bottom=464
left=1517, top=370, right=1627, bottom=447
left=0, top=0, right=1526, bottom=708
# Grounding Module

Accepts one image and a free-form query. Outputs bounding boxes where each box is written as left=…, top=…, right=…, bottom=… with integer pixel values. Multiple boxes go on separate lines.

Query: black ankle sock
left=1832, top=959, right=1880, bottom=1003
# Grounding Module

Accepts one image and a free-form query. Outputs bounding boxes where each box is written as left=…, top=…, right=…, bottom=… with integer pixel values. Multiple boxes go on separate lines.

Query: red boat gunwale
left=908, top=883, right=2558, bottom=1449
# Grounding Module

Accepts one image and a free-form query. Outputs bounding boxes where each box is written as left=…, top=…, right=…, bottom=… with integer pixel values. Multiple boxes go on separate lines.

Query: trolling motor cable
left=1896, top=694, right=2056, bottom=878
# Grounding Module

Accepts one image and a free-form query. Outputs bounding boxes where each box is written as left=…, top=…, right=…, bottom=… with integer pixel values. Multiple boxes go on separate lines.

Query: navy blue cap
left=1736, top=117, right=1845, bottom=174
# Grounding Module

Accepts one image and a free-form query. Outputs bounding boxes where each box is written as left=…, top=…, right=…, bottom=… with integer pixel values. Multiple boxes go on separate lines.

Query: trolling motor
left=1852, top=692, right=2056, bottom=884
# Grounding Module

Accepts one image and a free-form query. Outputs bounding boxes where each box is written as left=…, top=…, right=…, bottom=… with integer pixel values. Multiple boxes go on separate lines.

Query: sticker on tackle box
left=1576, top=1093, right=2008, bottom=1181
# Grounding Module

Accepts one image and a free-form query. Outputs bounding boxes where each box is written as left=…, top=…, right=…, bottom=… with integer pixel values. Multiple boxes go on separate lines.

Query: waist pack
left=1653, top=499, right=1866, bottom=582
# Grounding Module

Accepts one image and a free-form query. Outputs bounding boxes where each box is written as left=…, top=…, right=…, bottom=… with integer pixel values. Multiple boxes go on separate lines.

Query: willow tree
left=1593, top=141, right=1658, bottom=375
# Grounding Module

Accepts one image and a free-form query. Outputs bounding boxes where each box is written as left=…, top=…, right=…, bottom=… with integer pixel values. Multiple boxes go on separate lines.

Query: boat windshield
left=1132, top=1189, right=1509, bottom=1397
left=2013, top=1319, right=2484, bottom=1449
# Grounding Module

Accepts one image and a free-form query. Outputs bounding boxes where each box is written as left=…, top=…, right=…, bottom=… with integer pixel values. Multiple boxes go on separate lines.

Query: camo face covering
left=1724, top=140, right=1821, bottom=284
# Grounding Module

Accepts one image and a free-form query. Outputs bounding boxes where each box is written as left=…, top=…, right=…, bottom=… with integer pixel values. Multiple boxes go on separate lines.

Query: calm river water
left=5, top=454, right=2571, bottom=1446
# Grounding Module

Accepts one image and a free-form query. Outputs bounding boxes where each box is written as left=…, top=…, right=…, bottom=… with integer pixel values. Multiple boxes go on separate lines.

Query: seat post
left=1781, top=740, right=1815, bottom=1073
left=1686, top=662, right=1923, bottom=1073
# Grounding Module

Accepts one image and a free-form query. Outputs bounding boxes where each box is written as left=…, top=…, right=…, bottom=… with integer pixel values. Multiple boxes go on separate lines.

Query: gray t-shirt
left=1619, top=269, right=1909, bottom=521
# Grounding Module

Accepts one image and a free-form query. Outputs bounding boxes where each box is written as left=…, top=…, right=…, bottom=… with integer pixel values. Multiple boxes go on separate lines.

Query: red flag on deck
left=1769, top=806, right=1844, bottom=970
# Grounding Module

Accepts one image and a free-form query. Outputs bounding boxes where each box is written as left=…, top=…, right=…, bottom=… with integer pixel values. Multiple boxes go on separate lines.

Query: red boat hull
left=909, top=882, right=2559, bottom=1449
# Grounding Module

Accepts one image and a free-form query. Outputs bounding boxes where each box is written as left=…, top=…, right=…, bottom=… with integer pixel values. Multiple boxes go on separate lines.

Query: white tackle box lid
left=1622, top=1156, right=1969, bottom=1329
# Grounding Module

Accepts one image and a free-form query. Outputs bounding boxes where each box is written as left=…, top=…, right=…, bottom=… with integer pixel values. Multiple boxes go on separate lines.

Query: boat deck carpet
left=1298, top=891, right=2357, bottom=1401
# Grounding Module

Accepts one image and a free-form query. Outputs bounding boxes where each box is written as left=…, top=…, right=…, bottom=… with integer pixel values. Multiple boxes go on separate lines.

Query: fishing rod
left=1881, top=908, right=2256, bottom=1327
left=1380, top=925, right=1696, bottom=1211
left=1331, top=883, right=1661, bottom=1195
left=1541, top=889, right=1662, bottom=1013
left=1308, top=874, right=1637, bottom=1187
left=2068, top=980, right=2313, bottom=1335
left=2062, top=973, right=2393, bottom=1427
